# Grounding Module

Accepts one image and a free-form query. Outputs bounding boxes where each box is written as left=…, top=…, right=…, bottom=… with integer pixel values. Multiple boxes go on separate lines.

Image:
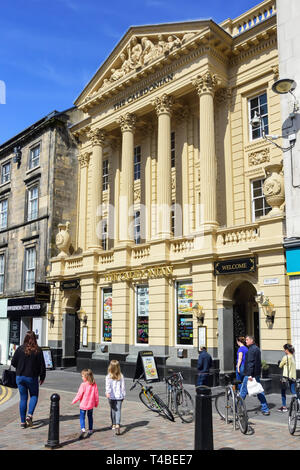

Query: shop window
left=171, top=131, right=175, bottom=168
left=24, top=246, right=36, bottom=291
left=0, top=253, right=5, bottom=293
left=102, top=288, right=112, bottom=343
left=176, top=281, right=193, bottom=346
left=29, top=145, right=40, bottom=170
left=136, top=285, right=149, bottom=344
left=0, top=199, right=8, bottom=229
left=103, top=159, right=109, bottom=191
left=1, top=161, right=11, bottom=184
left=248, top=92, right=269, bottom=140
left=251, top=178, right=271, bottom=221
left=27, top=185, right=39, bottom=221
left=134, top=146, right=141, bottom=181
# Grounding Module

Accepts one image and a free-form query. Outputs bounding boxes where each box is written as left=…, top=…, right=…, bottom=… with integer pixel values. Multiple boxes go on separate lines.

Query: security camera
left=250, top=111, right=261, bottom=128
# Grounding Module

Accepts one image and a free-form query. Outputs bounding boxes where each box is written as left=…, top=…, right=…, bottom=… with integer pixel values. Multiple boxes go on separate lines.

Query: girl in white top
left=105, top=360, right=126, bottom=435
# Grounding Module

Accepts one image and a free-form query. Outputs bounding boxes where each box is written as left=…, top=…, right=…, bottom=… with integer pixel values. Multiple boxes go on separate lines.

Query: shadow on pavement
left=32, top=413, right=80, bottom=429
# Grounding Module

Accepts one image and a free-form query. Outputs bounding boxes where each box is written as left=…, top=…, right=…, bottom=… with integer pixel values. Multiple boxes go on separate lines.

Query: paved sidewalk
left=0, top=385, right=300, bottom=451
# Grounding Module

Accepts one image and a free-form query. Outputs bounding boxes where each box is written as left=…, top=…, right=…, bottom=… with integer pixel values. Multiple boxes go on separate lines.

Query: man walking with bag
left=239, top=335, right=270, bottom=416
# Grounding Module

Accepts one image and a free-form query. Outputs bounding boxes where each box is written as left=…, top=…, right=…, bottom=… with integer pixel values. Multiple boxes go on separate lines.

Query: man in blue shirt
left=197, top=346, right=212, bottom=387
left=239, top=335, right=270, bottom=416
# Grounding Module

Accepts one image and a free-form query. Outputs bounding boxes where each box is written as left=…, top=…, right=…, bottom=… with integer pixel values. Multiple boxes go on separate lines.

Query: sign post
left=134, top=351, right=159, bottom=383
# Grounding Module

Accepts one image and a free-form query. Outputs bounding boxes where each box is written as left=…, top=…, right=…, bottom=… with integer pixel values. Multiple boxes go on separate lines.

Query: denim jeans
left=240, top=375, right=269, bottom=412
left=281, top=380, right=297, bottom=407
left=236, top=364, right=245, bottom=390
left=80, top=409, right=93, bottom=431
left=16, top=376, right=39, bottom=423
left=196, top=373, right=210, bottom=387
left=109, top=399, right=123, bottom=426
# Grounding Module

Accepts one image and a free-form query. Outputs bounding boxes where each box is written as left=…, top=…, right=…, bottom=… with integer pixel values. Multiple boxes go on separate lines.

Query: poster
left=82, top=326, right=88, bottom=347
left=137, top=286, right=149, bottom=344
left=177, top=282, right=193, bottom=345
left=142, top=354, right=159, bottom=381
left=198, top=326, right=207, bottom=350
left=42, top=348, right=54, bottom=369
left=103, top=289, right=112, bottom=342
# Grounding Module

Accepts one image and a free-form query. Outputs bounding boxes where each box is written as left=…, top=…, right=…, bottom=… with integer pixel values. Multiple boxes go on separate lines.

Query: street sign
left=35, top=283, right=51, bottom=303
left=60, top=279, right=80, bottom=290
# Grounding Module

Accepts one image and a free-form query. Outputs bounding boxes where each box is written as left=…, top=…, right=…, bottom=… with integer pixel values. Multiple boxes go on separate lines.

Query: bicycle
left=130, top=376, right=174, bottom=422
left=288, top=379, right=300, bottom=435
left=165, top=371, right=194, bottom=423
left=215, top=374, right=248, bottom=434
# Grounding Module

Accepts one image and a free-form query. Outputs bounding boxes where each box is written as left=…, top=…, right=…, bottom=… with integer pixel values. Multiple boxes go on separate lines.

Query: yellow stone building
left=48, top=0, right=288, bottom=382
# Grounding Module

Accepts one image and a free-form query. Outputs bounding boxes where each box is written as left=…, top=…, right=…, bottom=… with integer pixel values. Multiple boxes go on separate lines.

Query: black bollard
left=45, top=393, right=60, bottom=449
left=194, top=386, right=214, bottom=450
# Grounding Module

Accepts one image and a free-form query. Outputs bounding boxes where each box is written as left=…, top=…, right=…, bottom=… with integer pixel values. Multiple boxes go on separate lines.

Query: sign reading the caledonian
left=103, top=264, right=173, bottom=282
left=113, top=73, right=174, bottom=110
left=214, top=257, right=256, bottom=276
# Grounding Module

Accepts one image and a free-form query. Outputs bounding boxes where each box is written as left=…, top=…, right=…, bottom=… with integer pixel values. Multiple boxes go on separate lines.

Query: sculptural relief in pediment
left=84, top=31, right=198, bottom=101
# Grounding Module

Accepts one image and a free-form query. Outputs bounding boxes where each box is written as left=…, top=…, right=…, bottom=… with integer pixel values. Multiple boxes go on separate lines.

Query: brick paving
left=1, top=387, right=300, bottom=451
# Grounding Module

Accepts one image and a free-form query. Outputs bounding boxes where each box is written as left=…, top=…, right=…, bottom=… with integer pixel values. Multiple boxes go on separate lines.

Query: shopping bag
left=247, top=378, right=264, bottom=396
left=1, top=367, right=17, bottom=388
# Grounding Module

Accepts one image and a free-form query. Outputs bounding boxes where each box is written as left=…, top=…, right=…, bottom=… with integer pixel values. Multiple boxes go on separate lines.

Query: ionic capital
left=154, top=93, right=174, bottom=116
left=78, top=152, right=91, bottom=168
left=192, top=71, right=218, bottom=97
left=88, top=128, right=106, bottom=147
left=118, top=113, right=136, bottom=133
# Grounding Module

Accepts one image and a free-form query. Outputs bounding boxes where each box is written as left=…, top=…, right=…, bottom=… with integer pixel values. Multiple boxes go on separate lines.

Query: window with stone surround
left=27, top=185, right=39, bottom=221
left=251, top=178, right=271, bottom=220
left=134, top=210, right=141, bottom=244
left=102, top=159, right=109, bottom=191
left=1, top=161, right=11, bottom=184
left=171, top=131, right=175, bottom=168
left=24, top=246, right=36, bottom=292
left=29, top=144, right=40, bottom=170
left=0, top=253, right=5, bottom=294
left=134, top=146, right=141, bottom=181
left=101, top=219, right=108, bottom=250
left=0, top=199, right=8, bottom=229
left=248, top=92, right=269, bottom=140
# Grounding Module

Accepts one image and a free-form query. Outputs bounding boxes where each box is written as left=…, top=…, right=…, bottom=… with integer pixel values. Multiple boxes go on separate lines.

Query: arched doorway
left=218, top=279, right=259, bottom=372
left=62, top=294, right=81, bottom=367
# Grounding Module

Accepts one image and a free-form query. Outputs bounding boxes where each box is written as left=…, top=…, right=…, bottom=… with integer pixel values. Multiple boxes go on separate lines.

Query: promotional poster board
left=134, top=350, right=159, bottom=383
left=41, top=347, right=54, bottom=369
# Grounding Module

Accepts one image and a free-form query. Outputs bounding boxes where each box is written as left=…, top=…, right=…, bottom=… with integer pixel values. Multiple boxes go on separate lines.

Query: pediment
left=75, top=20, right=231, bottom=110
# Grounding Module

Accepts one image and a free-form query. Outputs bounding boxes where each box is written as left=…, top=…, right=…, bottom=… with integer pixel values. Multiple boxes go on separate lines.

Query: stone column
left=193, top=71, right=219, bottom=230
left=77, top=152, right=90, bottom=251
left=87, top=129, right=106, bottom=249
left=154, top=93, right=174, bottom=239
left=118, top=113, right=136, bottom=245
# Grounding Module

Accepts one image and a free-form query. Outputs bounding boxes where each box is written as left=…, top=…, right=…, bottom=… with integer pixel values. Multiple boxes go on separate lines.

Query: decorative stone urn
left=263, top=162, right=285, bottom=216
left=56, top=221, right=71, bottom=258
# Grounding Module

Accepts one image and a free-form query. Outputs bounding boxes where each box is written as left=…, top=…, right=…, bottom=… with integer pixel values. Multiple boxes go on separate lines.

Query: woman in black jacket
left=11, top=331, right=46, bottom=428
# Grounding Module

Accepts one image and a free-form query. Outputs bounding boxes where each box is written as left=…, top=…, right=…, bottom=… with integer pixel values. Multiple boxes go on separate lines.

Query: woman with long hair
left=105, top=360, right=126, bottom=435
left=236, top=336, right=248, bottom=386
left=278, top=343, right=297, bottom=412
left=11, top=331, right=46, bottom=428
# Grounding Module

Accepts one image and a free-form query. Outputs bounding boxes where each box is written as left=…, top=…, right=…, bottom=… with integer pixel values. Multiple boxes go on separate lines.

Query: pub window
left=29, top=144, right=40, bottom=170
left=171, top=131, right=175, bottom=168
left=251, top=178, right=271, bottom=221
left=0, top=199, right=8, bottom=229
left=0, top=253, right=5, bottom=294
left=248, top=92, right=269, bottom=141
left=176, top=281, right=193, bottom=346
left=24, top=246, right=36, bottom=292
left=102, top=219, right=108, bottom=250
left=102, top=288, right=112, bottom=343
left=134, top=210, right=141, bottom=244
left=134, top=146, right=141, bottom=181
left=27, top=185, right=39, bottom=221
left=1, top=161, right=11, bottom=184
left=136, top=285, right=149, bottom=344
left=103, top=159, right=109, bottom=191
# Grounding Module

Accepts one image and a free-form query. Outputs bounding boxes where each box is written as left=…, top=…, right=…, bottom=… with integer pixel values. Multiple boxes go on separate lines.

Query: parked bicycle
left=288, top=379, right=300, bottom=435
left=165, top=370, right=194, bottom=423
left=130, top=375, right=174, bottom=422
left=215, top=374, right=248, bottom=434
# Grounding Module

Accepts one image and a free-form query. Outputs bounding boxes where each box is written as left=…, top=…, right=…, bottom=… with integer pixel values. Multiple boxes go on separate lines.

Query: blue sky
left=0, top=0, right=261, bottom=143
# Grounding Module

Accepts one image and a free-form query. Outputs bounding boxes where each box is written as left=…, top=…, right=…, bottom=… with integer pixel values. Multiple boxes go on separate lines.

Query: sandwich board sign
left=134, top=350, right=159, bottom=383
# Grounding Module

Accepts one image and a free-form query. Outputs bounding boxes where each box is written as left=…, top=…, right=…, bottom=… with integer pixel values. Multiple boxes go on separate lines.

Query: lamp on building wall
left=250, top=78, right=298, bottom=153
left=256, top=294, right=275, bottom=326
left=77, top=308, right=88, bottom=325
left=47, top=310, right=55, bottom=327
left=192, top=303, right=205, bottom=324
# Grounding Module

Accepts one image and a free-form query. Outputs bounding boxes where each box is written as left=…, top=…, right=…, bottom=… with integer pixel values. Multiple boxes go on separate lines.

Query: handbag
left=1, top=366, right=17, bottom=388
left=247, top=378, right=264, bottom=396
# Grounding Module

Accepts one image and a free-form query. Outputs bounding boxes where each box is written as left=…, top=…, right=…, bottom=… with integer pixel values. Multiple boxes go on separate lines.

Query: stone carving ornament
left=56, top=221, right=71, bottom=258
left=192, top=71, right=219, bottom=96
left=263, top=162, right=285, bottom=216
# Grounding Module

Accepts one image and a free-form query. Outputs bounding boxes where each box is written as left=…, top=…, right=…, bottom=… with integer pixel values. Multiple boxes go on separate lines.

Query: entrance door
left=233, top=303, right=247, bottom=366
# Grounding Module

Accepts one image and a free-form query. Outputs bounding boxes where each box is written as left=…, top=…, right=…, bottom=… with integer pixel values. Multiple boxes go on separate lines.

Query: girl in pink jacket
left=72, top=369, right=99, bottom=439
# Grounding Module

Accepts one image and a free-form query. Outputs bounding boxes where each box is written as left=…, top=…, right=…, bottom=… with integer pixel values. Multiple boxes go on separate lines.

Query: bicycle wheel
left=153, top=393, right=175, bottom=421
left=236, top=396, right=248, bottom=434
left=176, top=389, right=194, bottom=423
left=215, top=389, right=234, bottom=421
left=139, top=390, right=160, bottom=413
left=288, top=397, right=298, bottom=435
